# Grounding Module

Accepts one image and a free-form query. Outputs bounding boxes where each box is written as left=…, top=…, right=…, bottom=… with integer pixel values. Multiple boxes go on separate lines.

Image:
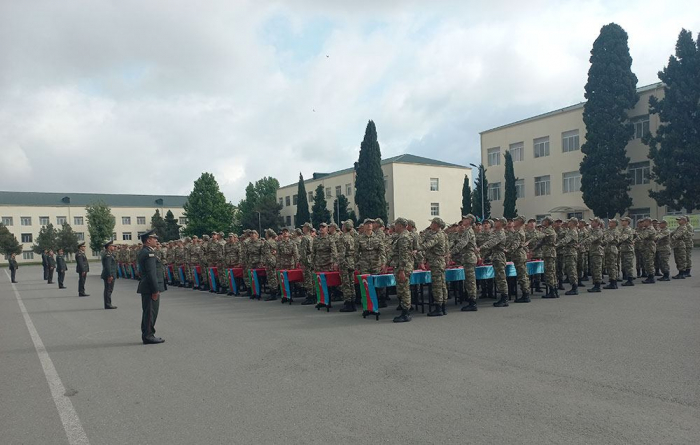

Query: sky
left=1, top=0, right=698, bottom=203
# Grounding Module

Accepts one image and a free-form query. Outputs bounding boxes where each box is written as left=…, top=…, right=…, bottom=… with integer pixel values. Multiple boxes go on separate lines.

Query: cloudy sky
left=1, top=0, right=698, bottom=203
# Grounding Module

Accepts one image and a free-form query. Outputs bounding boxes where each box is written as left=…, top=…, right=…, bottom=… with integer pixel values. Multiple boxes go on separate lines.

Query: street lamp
left=469, top=163, right=485, bottom=221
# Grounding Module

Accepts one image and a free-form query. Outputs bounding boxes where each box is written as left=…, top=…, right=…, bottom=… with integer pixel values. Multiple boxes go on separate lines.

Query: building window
left=308, top=191, right=313, bottom=202
left=632, top=115, right=650, bottom=139
left=430, top=203, right=440, bottom=216
left=335, top=186, right=341, bottom=197
left=535, top=175, right=551, bottom=196
left=628, top=208, right=651, bottom=226
left=562, top=171, right=582, bottom=193
left=21, top=217, right=32, bottom=226
left=73, top=216, right=84, bottom=225
left=346, top=184, right=352, bottom=196
left=488, top=182, right=501, bottom=201
left=56, top=216, right=67, bottom=226
left=628, top=161, right=650, bottom=185
left=562, top=130, right=580, bottom=152
left=122, top=216, right=131, bottom=225
left=286, top=215, right=292, bottom=226
left=39, top=216, right=49, bottom=226
left=508, top=142, right=524, bottom=162
left=122, top=232, right=132, bottom=241
left=487, top=147, right=501, bottom=166
left=1, top=216, right=13, bottom=226
left=429, top=178, right=439, bottom=191
left=23, top=251, right=34, bottom=260
left=325, top=187, right=331, bottom=198
left=21, top=233, right=33, bottom=243
left=279, top=197, right=283, bottom=206
left=567, top=212, right=583, bottom=220
left=515, top=179, right=525, bottom=198
left=137, top=231, right=145, bottom=238
left=293, top=195, right=298, bottom=205
left=534, top=136, right=550, bottom=158
left=179, top=217, right=188, bottom=225
left=76, top=232, right=85, bottom=241
left=137, top=216, right=146, bottom=225
left=285, top=196, right=291, bottom=206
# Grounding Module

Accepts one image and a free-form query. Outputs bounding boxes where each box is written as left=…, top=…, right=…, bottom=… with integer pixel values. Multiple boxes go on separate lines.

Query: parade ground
left=1, top=255, right=699, bottom=445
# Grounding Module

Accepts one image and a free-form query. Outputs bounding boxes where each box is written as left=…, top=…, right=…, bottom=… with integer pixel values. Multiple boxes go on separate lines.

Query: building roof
left=0, top=191, right=188, bottom=208
left=480, top=82, right=664, bottom=134
left=280, top=153, right=467, bottom=188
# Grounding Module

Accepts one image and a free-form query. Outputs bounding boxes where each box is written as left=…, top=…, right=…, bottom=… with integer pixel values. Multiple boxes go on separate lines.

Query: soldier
left=603, top=219, right=620, bottom=289
left=634, top=221, right=644, bottom=278
left=560, top=218, right=579, bottom=295
left=671, top=216, right=688, bottom=279
left=406, top=219, right=422, bottom=269
left=577, top=220, right=590, bottom=285
left=526, top=218, right=545, bottom=292
left=299, top=223, right=315, bottom=302
left=137, top=230, right=166, bottom=344
left=42, top=249, right=49, bottom=280
left=683, top=216, right=693, bottom=277
left=201, top=234, right=211, bottom=291
left=639, top=217, right=657, bottom=284
left=535, top=216, right=558, bottom=298
left=586, top=218, right=605, bottom=292
left=8, top=252, right=18, bottom=283
left=307, top=222, right=338, bottom=306
left=101, top=240, right=118, bottom=309
left=76, top=242, right=90, bottom=297
left=244, top=230, right=265, bottom=298
left=390, top=217, right=413, bottom=323
left=263, top=229, right=279, bottom=301
left=618, top=217, right=636, bottom=286
left=421, top=217, right=449, bottom=316
left=553, top=219, right=565, bottom=289
left=338, top=220, right=358, bottom=312
left=56, top=248, right=67, bottom=288
left=656, top=220, right=671, bottom=281
left=45, top=249, right=56, bottom=284
left=355, top=218, right=387, bottom=307
left=480, top=217, right=509, bottom=306
left=510, top=216, right=531, bottom=302
left=453, top=214, right=478, bottom=311
left=276, top=228, right=299, bottom=274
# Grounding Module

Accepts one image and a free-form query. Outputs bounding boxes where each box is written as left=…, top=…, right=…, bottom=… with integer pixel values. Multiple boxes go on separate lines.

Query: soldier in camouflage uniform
left=261, top=229, right=279, bottom=300
left=338, top=220, right=358, bottom=312
left=526, top=218, right=545, bottom=293
left=422, top=217, right=448, bottom=316
left=559, top=218, right=579, bottom=295
left=355, top=218, right=387, bottom=307
left=299, top=223, right=315, bottom=302
left=407, top=219, right=422, bottom=269
left=554, top=219, right=565, bottom=289
left=683, top=217, right=693, bottom=277
left=452, top=214, right=478, bottom=311
left=480, top=217, right=509, bottom=307
left=206, top=233, right=222, bottom=293
left=244, top=230, right=264, bottom=298
left=577, top=220, right=590, bottom=285
left=510, top=216, right=530, bottom=302
left=618, top=217, right=636, bottom=286
left=390, top=217, right=414, bottom=323
left=306, top=222, right=338, bottom=306
left=603, top=219, right=620, bottom=289
left=671, top=216, right=688, bottom=279
left=200, top=234, right=211, bottom=291
left=656, top=220, right=671, bottom=281
left=535, top=216, right=558, bottom=298
left=634, top=222, right=644, bottom=278
left=586, top=218, right=605, bottom=292
left=639, top=217, right=658, bottom=284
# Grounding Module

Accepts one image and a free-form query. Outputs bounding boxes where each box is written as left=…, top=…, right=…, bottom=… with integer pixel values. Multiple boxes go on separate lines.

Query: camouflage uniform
left=684, top=222, right=694, bottom=274
left=338, top=227, right=356, bottom=305
left=312, top=233, right=338, bottom=271
left=671, top=223, right=687, bottom=277
left=587, top=224, right=605, bottom=287
left=300, top=230, right=314, bottom=296
left=451, top=223, right=477, bottom=302
left=604, top=224, right=620, bottom=282
left=276, top=238, right=299, bottom=270
left=537, top=223, right=558, bottom=295
left=655, top=224, right=671, bottom=279
left=577, top=226, right=590, bottom=281
left=480, top=223, right=508, bottom=303
left=421, top=225, right=448, bottom=308
left=639, top=222, right=657, bottom=282
left=262, top=233, right=278, bottom=296
left=559, top=224, right=579, bottom=293
left=509, top=224, right=529, bottom=296
left=389, top=228, right=413, bottom=311
left=618, top=223, right=636, bottom=281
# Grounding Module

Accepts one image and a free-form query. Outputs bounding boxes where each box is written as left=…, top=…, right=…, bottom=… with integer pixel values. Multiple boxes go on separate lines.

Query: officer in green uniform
left=76, top=242, right=90, bottom=297
left=8, top=252, right=19, bottom=283
left=56, top=248, right=67, bottom=289
left=137, top=230, right=166, bottom=344
left=101, top=240, right=118, bottom=309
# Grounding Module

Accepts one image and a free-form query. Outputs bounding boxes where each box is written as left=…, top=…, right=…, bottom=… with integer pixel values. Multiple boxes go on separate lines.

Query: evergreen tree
left=32, top=222, right=59, bottom=254
left=86, top=201, right=115, bottom=253
left=164, top=210, right=181, bottom=241
left=333, top=194, right=354, bottom=225
left=646, top=29, right=700, bottom=212
left=461, top=174, right=472, bottom=216
left=151, top=210, right=167, bottom=240
left=503, top=151, right=518, bottom=218
left=311, top=184, right=331, bottom=227
left=294, top=173, right=311, bottom=227
left=354, top=120, right=387, bottom=222
left=237, top=177, right=283, bottom=232
left=580, top=23, right=638, bottom=218
left=0, top=224, right=22, bottom=256
left=472, top=164, right=491, bottom=220
left=183, top=172, right=236, bottom=236
left=56, top=223, right=79, bottom=254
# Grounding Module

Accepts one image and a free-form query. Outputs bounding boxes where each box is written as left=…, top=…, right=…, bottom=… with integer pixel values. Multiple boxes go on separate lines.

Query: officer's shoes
left=378, top=300, right=388, bottom=308
left=339, top=302, right=357, bottom=312
left=587, top=285, right=601, bottom=293
left=621, top=278, right=635, bottom=286
left=143, top=336, right=165, bottom=345
left=104, top=305, right=118, bottom=309
left=672, top=273, right=685, bottom=279
left=460, top=302, right=478, bottom=311
left=79, top=293, right=89, bottom=297
left=658, top=274, right=670, bottom=281
left=393, top=310, right=412, bottom=323
left=301, top=297, right=316, bottom=305
left=427, top=307, right=444, bottom=316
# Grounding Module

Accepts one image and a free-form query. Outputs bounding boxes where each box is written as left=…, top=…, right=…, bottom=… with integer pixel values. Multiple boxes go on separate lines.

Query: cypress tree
left=354, top=120, right=387, bottom=222
left=646, top=29, right=700, bottom=212
left=503, top=151, right=518, bottom=218
left=580, top=23, right=638, bottom=218
left=151, top=210, right=167, bottom=240
left=311, top=184, right=331, bottom=227
left=472, top=164, right=490, bottom=220
left=461, top=174, right=472, bottom=216
left=295, top=173, right=311, bottom=227
left=163, top=210, right=181, bottom=241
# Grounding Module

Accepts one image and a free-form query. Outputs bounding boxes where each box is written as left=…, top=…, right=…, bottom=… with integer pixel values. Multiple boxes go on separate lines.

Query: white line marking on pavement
left=4, top=270, right=90, bottom=445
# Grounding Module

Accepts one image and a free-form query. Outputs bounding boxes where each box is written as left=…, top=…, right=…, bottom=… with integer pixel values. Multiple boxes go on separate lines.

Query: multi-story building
left=1, top=191, right=187, bottom=263
left=480, top=82, right=683, bottom=225
left=276, top=154, right=471, bottom=230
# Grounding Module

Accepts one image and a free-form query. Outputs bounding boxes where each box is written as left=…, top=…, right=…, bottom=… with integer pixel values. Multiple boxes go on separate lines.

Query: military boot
left=621, top=277, right=635, bottom=286
left=557, top=281, right=565, bottom=291
left=493, top=294, right=509, bottom=307
left=514, top=292, right=531, bottom=303
left=301, top=296, right=316, bottom=305
left=393, top=309, right=412, bottom=323
left=587, top=283, right=601, bottom=293
left=642, top=274, right=656, bottom=284
left=603, top=280, right=617, bottom=289
left=542, top=286, right=555, bottom=299
left=339, top=301, right=356, bottom=312
left=672, top=272, right=685, bottom=279
left=685, top=269, right=692, bottom=277
left=460, top=299, right=478, bottom=311
left=577, top=279, right=586, bottom=287
left=565, top=284, right=578, bottom=295
left=658, top=273, right=670, bottom=282
left=427, top=305, right=444, bottom=316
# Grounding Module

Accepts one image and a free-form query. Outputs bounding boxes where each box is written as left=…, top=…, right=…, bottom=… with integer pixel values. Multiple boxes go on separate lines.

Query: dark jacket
left=137, top=247, right=166, bottom=295
left=41, top=252, right=48, bottom=267
left=9, top=258, right=18, bottom=270
left=76, top=251, right=89, bottom=274
left=56, top=255, right=67, bottom=272
left=47, top=255, right=56, bottom=268
left=101, top=252, right=117, bottom=279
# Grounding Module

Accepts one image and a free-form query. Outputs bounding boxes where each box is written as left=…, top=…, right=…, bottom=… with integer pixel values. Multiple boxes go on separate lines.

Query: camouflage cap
left=486, top=219, right=494, bottom=226
left=462, top=214, right=476, bottom=221
left=294, top=228, right=303, bottom=235
left=375, top=218, right=385, bottom=226
left=363, top=218, right=375, bottom=225
left=554, top=218, right=563, bottom=223
left=303, top=222, right=313, bottom=229
left=609, top=218, right=619, bottom=225
left=342, top=220, right=354, bottom=230
left=642, top=216, right=652, bottom=222
left=659, top=219, right=668, bottom=224
left=514, top=215, right=526, bottom=223
left=319, top=222, right=328, bottom=228
left=202, top=234, right=210, bottom=240
left=430, top=217, right=445, bottom=228
left=651, top=219, right=658, bottom=223
left=394, top=217, right=408, bottom=226
left=620, top=216, right=632, bottom=222
left=218, top=231, right=225, bottom=237
left=329, top=222, right=339, bottom=229
left=407, top=219, right=416, bottom=227
left=568, top=217, right=578, bottom=223
left=281, top=227, right=289, bottom=232
left=265, top=229, right=277, bottom=237
left=495, top=217, right=507, bottom=225
left=542, top=216, right=554, bottom=224
left=250, top=230, right=259, bottom=236
left=527, top=218, right=537, bottom=223
left=675, top=215, right=687, bottom=221
left=228, top=233, right=235, bottom=238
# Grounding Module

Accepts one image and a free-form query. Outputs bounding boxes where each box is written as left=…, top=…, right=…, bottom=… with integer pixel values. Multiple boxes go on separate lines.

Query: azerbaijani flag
left=166, top=265, right=174, bottom=284
left=359, top=274, right=379, bottom=314
left=248, top=269, right=261, bottom=296
left=279, top=271, right=292, bottom=299
left=209, top=267, right=218, bottom=292
left=227, top=269, right=238, bottom=294
left=193, top=265, right=201, bottom=287
left=178, top=266, right=186, bottom=284
left=316, top=273, right=330, bottom=306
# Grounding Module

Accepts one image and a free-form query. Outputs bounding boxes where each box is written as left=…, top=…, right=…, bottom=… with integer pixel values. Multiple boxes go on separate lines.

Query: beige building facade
left=276, top=154, right=471, bottom=230
left=1, top=191, right=187, bottom=264
left=479, top=82, right=691, bottom=227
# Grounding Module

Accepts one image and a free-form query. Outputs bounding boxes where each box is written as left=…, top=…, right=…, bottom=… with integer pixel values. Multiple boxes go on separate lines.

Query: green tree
left=151, top=210, right=167, bottom=240
left=32, top=222, right=58, bottom=254
left=164, top=210, right=181, bottom=241
left=472, top=164, right=490, bottom=220
left=0, top=224, right=22, bottom=256
left=237, top=177, right=283, bottom=232
left=294, top=173, right=311, bottom=227
left=332, top=194, right=356, bottom=225
left=311, top=184, right=331, bottom=227
left=354, top=120, right=387, bottom=222
left=86, top=201, right=115, bottom=252
left=461, top=174, right=472, bottom=216
left=645, top=29, right=700, bottom=212
left=503, top=151, right=518, bottom=218
left=56, top=223, right=80, bottom=254
left=183, top=172, right=235, bottom=236
left=580, top=23, right=638, bottom=218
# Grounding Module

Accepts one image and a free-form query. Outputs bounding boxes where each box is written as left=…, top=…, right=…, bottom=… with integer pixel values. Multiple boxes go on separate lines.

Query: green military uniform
left=452, top=215, right=478, bottom=311
left=536, top=217, right=558, bottom=298
left=559, top=219, right=579, bottom=295
left=671, top=221, right=687, bottom=278
left=603, top=221, right=620, bottom=289
left=656, top=223, right=671, bottom=280
left=338, top=221, right=357, bottom=311
left=390, top=218, right=413, bottom=322
left=618, top=218, right=636, bottom=285
left=137, top=230, right=166, bottom=344
left=76, top=243, right=90, bottom=296
left=480, top=219, right=509, bottom=306
left=101, top=240, right=118, bottom=309
left=586, top=219, right=605, bottom=292
left=355, top=220, right=387, bottom=307
left=299, top=225, right=314, bottom=299
left=639, top=219, right=658, bottom=284
left=263, top=230, right=279, bottom=300
left=422, top=218, right=448, bottom=316
left=56, top=252, right=67, bottom=288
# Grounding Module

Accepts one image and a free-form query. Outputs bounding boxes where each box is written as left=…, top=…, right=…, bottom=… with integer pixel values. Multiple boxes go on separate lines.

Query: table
left=247, top=268, right=267, bottom=299
left=315, top=271, right=341, bottom=311
left=278, top=269, right=303, bottom=304
left=357, top=274, right=381, bottom=320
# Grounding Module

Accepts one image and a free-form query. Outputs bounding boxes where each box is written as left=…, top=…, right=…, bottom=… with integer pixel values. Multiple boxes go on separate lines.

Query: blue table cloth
left=445, top=268, right=465, bottom=282
left=475, top=265, right=494, bottom=280
left=527, top=260, right=544, bottom=275
left=372, top=270, right=432, bottom=288
left=506, top=262, right=516, bottom=277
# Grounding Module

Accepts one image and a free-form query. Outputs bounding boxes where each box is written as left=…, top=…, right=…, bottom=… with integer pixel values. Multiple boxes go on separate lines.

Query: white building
left=1, top=191, right=187, bottom=263
left=276, top=154, right=472, bottom=229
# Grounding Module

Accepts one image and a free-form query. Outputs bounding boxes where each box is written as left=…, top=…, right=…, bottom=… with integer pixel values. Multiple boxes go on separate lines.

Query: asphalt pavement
left=1, top=254, right=699, bottom=445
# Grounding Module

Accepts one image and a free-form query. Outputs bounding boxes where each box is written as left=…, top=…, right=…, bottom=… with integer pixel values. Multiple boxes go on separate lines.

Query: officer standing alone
left=101, top=240, right=118, bottom=309
left=137, top=230, right=166, bottom=344
left=76, top=242, right=90, bottom=297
